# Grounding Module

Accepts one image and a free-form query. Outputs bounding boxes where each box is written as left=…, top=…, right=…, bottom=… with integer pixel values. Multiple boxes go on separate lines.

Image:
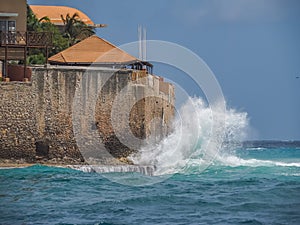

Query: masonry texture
left=0, top=66, right=174, bottom=164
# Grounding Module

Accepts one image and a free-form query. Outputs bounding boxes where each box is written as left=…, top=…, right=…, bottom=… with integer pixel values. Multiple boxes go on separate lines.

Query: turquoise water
left=1, top=145, right=300, bottom=224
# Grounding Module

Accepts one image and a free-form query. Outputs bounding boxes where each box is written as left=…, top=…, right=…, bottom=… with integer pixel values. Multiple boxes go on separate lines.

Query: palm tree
left=27, top=5, right=50, bottom=31
left=60, top=13, right=95, bottom=46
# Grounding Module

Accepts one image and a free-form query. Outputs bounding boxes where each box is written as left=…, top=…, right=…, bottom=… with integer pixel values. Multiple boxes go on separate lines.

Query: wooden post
left=24, top=46, right=27, bottom=80
left=46, top=45, right=48, bottom=66
left=4, top=45, right=7, bottom=78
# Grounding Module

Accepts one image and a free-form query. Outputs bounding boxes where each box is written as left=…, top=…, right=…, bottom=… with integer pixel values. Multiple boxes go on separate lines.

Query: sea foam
left=130, top=97, right=249, bottom=175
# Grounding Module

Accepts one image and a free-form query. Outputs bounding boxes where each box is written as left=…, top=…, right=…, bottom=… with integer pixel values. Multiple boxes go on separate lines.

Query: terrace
left=0, top=31, right=52, bottom=81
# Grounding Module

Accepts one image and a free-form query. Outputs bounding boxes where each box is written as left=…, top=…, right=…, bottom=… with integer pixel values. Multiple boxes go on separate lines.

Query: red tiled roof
left=30, top=5, right=94, bottom=25
left=49, top=35, right=139, bottom=65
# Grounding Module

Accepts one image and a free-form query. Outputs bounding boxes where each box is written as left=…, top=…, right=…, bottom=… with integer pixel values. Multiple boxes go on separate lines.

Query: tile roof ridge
left=60, top=52, right=67, bottom=63
left=93, top=36, right=140, bottom=60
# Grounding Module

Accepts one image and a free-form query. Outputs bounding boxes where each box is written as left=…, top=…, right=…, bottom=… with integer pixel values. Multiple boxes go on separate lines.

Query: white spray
left=130, top=97, right=249, bottom=175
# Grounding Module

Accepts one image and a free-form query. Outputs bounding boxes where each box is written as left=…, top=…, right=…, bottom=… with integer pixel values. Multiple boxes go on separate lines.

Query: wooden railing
left=0, top=31, right=53, bottom=47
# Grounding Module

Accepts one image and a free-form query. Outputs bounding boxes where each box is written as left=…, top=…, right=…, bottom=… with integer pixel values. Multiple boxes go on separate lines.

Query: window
left=0, top=20, right=16, bottom=44
left=8, top=21, right=16, bottom=32
left=0, top=21, right=7, bottom=32
left=0, top=20, right=15, bottom=32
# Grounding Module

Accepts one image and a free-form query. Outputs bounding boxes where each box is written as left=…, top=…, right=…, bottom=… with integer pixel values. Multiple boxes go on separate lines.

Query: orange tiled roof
left=49, top=35, right=139, bottom=65
left=30, top=5, right=94, bottom=25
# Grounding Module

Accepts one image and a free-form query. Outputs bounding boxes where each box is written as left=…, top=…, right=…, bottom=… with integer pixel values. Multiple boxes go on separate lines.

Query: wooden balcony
left=0, top=31, right=53, bottom=79
left=0, top=31, right=52, bottom=47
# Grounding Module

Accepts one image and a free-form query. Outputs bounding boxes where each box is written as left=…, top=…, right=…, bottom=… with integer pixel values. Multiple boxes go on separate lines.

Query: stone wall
left=0, top=82, right=36, bottom=161
left=0, top=66, right=174, bottom=164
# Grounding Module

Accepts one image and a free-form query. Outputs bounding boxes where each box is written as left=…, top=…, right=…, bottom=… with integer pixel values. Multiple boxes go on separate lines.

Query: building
left=47, top=35, right=172, bottom=159
left=48, top=35, right=153, bottom=73
left=0, top=0, right=51, bottom=81
left=0, top=0, right=27, bottom=33
left=0, top=0, right=27, bottom=79
left=30, top=5, right=106, bottom=29
left=1, top=2, right=107, bottom=81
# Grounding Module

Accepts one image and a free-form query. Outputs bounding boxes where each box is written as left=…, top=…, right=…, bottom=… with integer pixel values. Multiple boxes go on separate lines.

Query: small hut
left=48, top=35, right=153, bottom=73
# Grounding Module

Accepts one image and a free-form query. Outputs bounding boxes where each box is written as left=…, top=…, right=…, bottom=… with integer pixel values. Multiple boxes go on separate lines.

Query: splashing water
left=130, top=97, right=249, bottom=175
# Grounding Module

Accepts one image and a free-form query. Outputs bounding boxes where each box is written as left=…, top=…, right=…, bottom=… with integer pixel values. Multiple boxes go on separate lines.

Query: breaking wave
left=130, top=97, right=249, bottom=175
left=215, top=155, right=300, bottom=168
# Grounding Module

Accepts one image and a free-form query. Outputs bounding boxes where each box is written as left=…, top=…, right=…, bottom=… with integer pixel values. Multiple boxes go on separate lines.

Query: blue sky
left=28, top=0, right=300, bottom=140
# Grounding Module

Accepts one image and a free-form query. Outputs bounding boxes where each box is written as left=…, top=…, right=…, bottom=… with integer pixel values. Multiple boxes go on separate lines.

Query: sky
left=27, top=0, right=300, bottom=140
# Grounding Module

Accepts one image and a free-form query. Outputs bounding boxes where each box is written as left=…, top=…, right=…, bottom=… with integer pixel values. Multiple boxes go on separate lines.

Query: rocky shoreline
left=0, top=155, right=134, bottom=167
left=0, top=159, right=155, bottom=176
left=0, top=158, right=83, bottom=168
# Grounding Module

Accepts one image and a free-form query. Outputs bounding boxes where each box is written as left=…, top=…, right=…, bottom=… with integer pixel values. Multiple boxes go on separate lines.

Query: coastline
left=0, top=161, right=156, bottom=176
left=0, top=163, right=35, bottom=168
left=0, top=158, right=86, bottom=169
left=0, top=162, right=72, bottom=169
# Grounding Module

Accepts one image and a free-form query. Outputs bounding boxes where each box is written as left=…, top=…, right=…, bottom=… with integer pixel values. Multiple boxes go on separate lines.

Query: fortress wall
left=0, top=82, right=36, bottom=161
left=0, top=67, right=174, bottom=164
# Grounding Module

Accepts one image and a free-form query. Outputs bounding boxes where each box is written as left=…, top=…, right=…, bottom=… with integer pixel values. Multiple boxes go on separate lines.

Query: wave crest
left=130, top=97, right=249, bottom=175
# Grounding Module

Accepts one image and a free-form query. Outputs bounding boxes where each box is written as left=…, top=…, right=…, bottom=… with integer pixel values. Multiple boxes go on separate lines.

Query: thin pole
left=45, top=46, right=48, bottom=66
left=4, top=45, right=7, bottom=78
left=24, top=46, right=27, bottom=80
left=143, top=27, right=146, bottom=61
left=138, top=25, right=142, bottom=60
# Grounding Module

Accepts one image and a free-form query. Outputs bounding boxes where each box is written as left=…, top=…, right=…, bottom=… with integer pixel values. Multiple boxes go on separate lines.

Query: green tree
left=61, top=13, right=95, bottom=46
left=27, top=5, right=49, bottom=31
left=27, top=5, right=39, bottom=31
left=27, top=53, right=45, bottom=65
left=38, top=21, right=68, bottom=56
left=27, top=5, right=68, bottom=64
left=26, top=5, right=94, bottom=64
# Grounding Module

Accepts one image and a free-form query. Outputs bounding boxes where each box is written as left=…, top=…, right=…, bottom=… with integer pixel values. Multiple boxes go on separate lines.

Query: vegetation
left=61, top=13, right=95, bottom=46
left=26, top=5, right=95, bottom=65
left=26, top=5, right=49, bottom=31
left=27, top=53, right=46, bottom=65
left=38, top=21, right=69, bottom=56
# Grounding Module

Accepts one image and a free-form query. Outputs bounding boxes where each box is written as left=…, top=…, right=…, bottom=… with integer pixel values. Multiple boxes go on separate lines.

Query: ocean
left=1, top=98, right=300, bottom=224
left=1, top=142, right=299, bottom=224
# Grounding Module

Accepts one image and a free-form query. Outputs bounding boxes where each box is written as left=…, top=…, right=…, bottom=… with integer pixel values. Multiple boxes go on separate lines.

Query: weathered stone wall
left=95, top=70, right=175, bottom=158
left=0, top=66, right=174, bottom=164
left=32, top=67, right=81, bottom=162
left=0, top=82, right=36, bottom=161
